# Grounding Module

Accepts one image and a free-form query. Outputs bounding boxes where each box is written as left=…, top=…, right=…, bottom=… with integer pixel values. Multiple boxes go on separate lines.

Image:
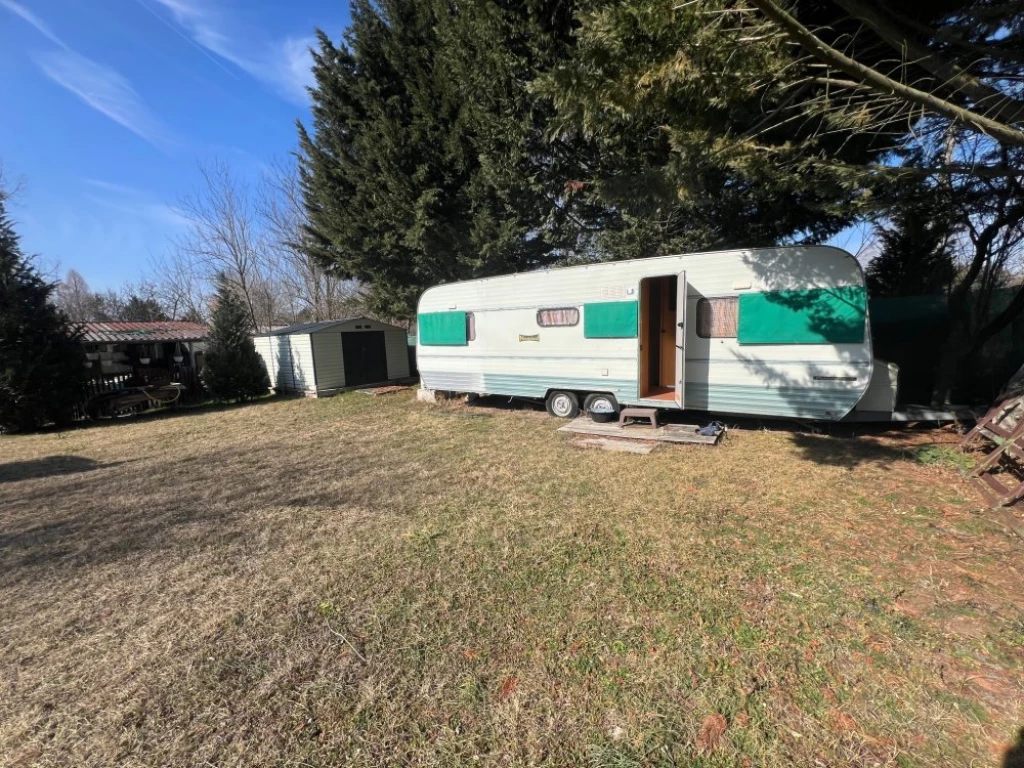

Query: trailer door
left=675, top=271, right=687, bottom=409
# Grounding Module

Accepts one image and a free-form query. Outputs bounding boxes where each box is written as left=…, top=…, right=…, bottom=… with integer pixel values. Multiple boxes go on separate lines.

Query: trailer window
left=466, top=312, right=476, bottom=341
left=537, top=307, right=579, bottom=327
left=696, top=297, right=739, bottom=338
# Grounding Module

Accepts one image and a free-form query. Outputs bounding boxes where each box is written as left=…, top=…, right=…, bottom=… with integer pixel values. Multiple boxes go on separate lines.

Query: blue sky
left=1, top=1, right=870, bottom=291
left=0, top=0, right=348, bottom=289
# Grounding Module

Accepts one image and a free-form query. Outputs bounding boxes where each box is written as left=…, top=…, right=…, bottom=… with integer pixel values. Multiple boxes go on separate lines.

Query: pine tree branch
left=832, top=0, right=1024, bottom=126
left=882, top=7, right=1024, bottom=65
left=746, top=0, right=1024, bottom=148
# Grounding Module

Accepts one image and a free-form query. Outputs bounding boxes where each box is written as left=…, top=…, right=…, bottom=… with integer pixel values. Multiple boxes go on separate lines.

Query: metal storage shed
left=253, top=318, right=410, bottom=396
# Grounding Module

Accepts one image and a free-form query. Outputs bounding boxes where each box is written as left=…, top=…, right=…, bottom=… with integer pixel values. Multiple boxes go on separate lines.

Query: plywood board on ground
left=569, top=437, right=657, bottom=454
left=558, top=417, right=722, bottom=445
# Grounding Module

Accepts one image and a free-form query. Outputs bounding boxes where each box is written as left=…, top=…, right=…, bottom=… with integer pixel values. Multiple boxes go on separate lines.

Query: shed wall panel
left=385, top=329, right=411, bottom=380
left=253, top=337, right=278, bottom=390
left=312, top=332, right=346, bottom=391
left=289, top=334, right=317, bottom=392
left=273, top=336, right=296, bottom=390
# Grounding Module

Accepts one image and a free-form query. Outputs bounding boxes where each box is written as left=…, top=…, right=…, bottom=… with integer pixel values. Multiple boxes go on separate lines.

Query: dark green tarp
left=419, top=311, right=468, bottom=346
left=738, top=287, right=867, bottom=345
left=584, top=301, right=638, bottom=339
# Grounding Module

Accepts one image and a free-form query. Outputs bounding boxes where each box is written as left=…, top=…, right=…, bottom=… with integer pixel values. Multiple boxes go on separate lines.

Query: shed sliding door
left=342, top=332, right=388, bottom=386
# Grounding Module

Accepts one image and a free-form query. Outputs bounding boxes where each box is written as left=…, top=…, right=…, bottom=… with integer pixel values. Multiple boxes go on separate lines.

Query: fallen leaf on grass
left=497, top=676, right=519, bottom=700
left=829, top=709, right=858, bottom=733
left=697, top=713, right=728, bottom=752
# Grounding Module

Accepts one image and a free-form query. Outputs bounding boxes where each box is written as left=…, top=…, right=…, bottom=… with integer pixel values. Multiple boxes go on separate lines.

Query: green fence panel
left=738, top=286, right=867, bottom=345
left=583, top=301, right=639, bottom=338
left=419, top=311, right=468, bottom=346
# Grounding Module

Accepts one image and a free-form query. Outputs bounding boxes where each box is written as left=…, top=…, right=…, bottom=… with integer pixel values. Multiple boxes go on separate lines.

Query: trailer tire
left=545, top=390, right=579, bottom=419
left=584, top=393, right=619, bottom=422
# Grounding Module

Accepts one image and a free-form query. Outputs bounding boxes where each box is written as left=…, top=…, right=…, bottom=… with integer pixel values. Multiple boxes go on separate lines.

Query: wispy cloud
left=0, top=0, right=66, bottom=48
left=35, top=50, right=172, bottom=149
left=1, top=1, right=173, bottom=150
left=82, top=178, right=190, bottom=228
left=82, top=178, right=146, bottom=196
left=147, top=0, right=314, bottom=105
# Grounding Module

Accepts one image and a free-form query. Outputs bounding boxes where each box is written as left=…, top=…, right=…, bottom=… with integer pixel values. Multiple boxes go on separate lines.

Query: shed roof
left=254, top=317, right=391, bottom=337
left=79, top=321, right=209, bottom=344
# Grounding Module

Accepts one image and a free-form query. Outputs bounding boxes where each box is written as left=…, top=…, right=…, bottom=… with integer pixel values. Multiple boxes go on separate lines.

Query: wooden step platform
left=558, top=417, right=723, bottom=445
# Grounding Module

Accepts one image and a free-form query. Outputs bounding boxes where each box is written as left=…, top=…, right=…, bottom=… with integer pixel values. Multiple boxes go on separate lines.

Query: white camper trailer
left=416, top=246, right=891, bottom=421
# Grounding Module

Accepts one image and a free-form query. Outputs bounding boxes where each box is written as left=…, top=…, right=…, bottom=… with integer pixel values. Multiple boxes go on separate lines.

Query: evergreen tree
left=201, top=277, right=270, bottom=402
left=0, top=195, right=87, bottom=432
left=120, top=295, right=169, bottom=322
left=867, top=194, right=956, bottom=297
left=298, top=0, right=902, bottom=318
left=297, top=0, right=588, bottom=319
left=538, top=0, right=907, bottom=258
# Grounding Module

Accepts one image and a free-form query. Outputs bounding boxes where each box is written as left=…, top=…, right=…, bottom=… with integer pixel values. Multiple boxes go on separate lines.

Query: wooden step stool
left=619, top=407, right=658, bottom=428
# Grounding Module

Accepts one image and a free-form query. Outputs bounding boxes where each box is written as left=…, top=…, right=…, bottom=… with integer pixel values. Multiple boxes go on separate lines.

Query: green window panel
left=738, top=286, right=867, bottom=345
left=584, top=300, right=638, bottom=339
left=419, top=311, right=468, bottom=346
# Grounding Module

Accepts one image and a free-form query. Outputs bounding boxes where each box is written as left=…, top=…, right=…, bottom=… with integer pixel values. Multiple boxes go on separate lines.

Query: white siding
left=311, top=332, right=345, bottom=391
left=253, top=337, right=278, bottom=390
left=273, top=336, right=296, bottom=390
left=289, top=334, right=317, bottom=393
left=385, top=329, right=410, bottom=380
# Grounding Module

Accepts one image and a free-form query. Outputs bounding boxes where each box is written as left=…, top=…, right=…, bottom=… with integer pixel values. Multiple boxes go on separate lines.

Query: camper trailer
left=416, top=246, right=896, bottom=421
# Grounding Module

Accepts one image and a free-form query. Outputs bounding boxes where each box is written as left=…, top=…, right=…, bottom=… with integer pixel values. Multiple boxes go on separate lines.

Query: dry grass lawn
left=1, top=392, right=1022, bottom=767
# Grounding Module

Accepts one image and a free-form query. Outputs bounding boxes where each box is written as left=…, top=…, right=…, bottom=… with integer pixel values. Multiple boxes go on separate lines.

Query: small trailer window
left=696, top=297, right=739, bottom=338
left=537, top=308, right=579, bottom=327
left=466, top=312, right=476, bottom=341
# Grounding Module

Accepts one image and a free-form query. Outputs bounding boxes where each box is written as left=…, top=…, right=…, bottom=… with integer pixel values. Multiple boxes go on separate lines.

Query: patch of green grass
left=937, top=693, right=991, bottom=724
left=912, top=444, right=975, bottom=473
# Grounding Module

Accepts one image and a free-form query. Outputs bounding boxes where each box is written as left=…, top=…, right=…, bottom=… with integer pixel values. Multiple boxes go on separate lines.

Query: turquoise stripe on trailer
left=421, top=371, right=638, bottom=402
left=685, top=382, right=862, bottom=420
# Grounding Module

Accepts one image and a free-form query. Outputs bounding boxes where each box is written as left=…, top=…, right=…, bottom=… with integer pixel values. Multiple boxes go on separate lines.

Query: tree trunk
left=931, top=285, right=973, bottom=407
left=932, top=326, right=970, bottom=406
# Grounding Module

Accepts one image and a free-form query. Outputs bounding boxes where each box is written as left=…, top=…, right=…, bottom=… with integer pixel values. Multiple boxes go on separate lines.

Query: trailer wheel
left=584, top=393, right=619, bottom=423
left=545, top=390, right=579, bottom=419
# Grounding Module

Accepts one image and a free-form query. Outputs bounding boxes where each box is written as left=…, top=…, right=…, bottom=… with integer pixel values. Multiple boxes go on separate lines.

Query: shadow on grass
left=0, top=455, right=124, bottom=484
left=1006, top=728, right=1024, bottom=768
left=785, top=431, right=911, bottom=468
left=61, top=394, right=296, bottom=433
left=0, top=435, right=436, bottom=579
